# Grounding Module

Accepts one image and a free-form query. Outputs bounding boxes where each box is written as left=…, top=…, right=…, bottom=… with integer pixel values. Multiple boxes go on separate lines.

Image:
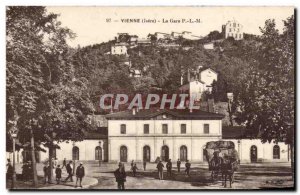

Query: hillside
left=71, top=35, right=261, bottom=113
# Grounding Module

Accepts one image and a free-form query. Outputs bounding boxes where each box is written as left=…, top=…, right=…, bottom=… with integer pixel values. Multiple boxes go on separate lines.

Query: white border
left=0, top=1, right=298, bottom=195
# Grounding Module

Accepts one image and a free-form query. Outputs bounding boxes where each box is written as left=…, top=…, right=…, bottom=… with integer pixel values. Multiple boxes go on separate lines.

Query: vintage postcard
left=6, top=6, right=295, bottom=190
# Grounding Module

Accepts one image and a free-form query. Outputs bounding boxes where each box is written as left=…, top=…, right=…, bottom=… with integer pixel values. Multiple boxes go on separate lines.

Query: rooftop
left=105, top=108, right=224, bottom=120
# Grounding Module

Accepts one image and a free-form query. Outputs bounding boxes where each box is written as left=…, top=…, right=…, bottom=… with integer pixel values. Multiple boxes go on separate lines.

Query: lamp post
left=72, top=141, right=75, bottom=175
left=237, top=140, right=241, bottom=163
left=9, top=122, right=18, bottom=189
left=98, top=141, right=102, bottom=167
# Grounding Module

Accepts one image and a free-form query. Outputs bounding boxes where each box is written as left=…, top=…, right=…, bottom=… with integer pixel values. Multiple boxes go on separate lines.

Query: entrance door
left=120, top=146, right=128, bottom=162
left=143, top=146, right=151, bottom=162
left=161, top=145, right=169, bottom=161
left=180, top=146, right=187, bottom=161
left=95, top=146, right=102, bottom=160
left=250, top=145, right=257, bottom=163
left=72, top=146, right=79, bottom=160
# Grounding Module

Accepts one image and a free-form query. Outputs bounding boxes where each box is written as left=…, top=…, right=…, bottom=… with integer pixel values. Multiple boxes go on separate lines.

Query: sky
left=46, top=6, right=294, bottom=47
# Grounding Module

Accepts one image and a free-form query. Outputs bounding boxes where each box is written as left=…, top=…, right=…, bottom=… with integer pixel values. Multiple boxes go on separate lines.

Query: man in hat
left=64, top=161, right=73, bottom=182
left=166, top=159, right=172, bottom=178
left=75, top=162, right=85, bottom=188
left=55, top=165, right=62, bottom=184
left=62, top=158, right=67, bottom=169
left=185, top=160, right=191, bottom=177
left=156, top=160, right=164, bottom=180
left=114, top=162, right=126, bottom=190
left=177, top=159, right=181, bottom=173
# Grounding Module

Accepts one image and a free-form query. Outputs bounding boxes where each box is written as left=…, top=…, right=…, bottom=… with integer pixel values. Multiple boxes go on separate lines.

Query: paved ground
left=8, top=161, right=294, bottom=190
left=88, top=162, right=294, bottom=190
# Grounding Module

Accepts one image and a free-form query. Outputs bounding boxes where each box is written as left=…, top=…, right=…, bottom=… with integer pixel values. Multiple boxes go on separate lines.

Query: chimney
left=132, top=108, right=136, bottom=115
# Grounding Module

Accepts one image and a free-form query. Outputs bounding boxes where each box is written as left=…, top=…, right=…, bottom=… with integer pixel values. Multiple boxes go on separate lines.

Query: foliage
left=233, top=16, right=294, bottom=144
left=6, top=6, right=95, bottom=149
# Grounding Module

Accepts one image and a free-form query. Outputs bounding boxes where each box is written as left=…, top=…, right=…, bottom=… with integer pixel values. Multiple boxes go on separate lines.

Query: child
left=55, top=165, right=62, bottom=184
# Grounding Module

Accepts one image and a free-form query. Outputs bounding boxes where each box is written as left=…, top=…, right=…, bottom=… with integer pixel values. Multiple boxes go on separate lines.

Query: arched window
left=120, top=146, right=128, bottom=162
left=95, top=146, right=102, bottom=160
left=72, top=146, right=79, bottom=160
left=143, top=146, right=151, bottom=162
left=180, top=146, right=188, bottom=161
left=161, top=145, right=169, bottom=162
left=273, top=145, right=280, bottom=159
left=250, top=145, right=257, bottom=163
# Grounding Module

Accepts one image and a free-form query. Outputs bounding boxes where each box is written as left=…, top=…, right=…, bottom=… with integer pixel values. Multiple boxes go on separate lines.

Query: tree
left=233, top=16, right=294, bottom=177
left=207, top=30, right=223, bottom=41
left=7, top=6, right=95, bottom=185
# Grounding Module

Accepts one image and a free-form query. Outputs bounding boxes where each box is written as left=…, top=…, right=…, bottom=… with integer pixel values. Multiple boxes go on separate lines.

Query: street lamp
left=9, top=121, right=18, bottom=189
left=72, top=141, right=75, bottom=175
left=98, top=141, right=102, bottom=167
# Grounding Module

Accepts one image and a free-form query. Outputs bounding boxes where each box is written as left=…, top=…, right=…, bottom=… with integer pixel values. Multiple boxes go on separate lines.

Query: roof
left=200, top=68, right=218, bottom=75
left=105, top=108, right=224, bottom=120
left=82, top=128, right=108, bottom=139
left=222, top=126, right=255, bottom=139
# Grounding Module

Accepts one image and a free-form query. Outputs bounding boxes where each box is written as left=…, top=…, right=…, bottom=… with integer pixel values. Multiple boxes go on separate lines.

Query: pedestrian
left=131, top=160, right=134, bottom=169
left=22, top=162, right=28, bottom=181
left=156, top=160, right=164, bottom=180
left=185, top=160, right=191, bottom=177
left=64, top=161, right=73, bottom=182
left=166, top=159, right=172, bottom=178
left=6, top=159, right=13, bottom=180
left=62, top=158, right=67, bottom=169
left=55, top=165, right=62, bottom=184
left=177, top=159, right=181, bottom=172
left=131, top=163, right=138, bottom=177
left=75, top=162, right=85, bottom=188
left=114, top=162, right=126, bottom=190
left=143, top=161, right=147, bottom=171
left=43, top=163, right=51, bottom=184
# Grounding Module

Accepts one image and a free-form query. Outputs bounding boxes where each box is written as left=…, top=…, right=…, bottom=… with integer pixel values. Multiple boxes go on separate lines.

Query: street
left=8, top=161, right=293, bottom=190
left=88, top=162, right=293, bottom=189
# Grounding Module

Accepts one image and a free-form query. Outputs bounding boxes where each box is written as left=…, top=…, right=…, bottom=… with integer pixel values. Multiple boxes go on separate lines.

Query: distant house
left=179, top=80, right=206, bottom=102
left=155, top=32, right=171, bottom=40
left=199, top=68, right=218, bottom=91
left=137, top=38, right=151, bottom=45
left=111, top=43, right=128, bottom=55
left=203, top=42, right=214, bottom=50
left=222, top=19, right=244, bottom=40
left=129, top=68, right=142, bottom=78
left=171, top=32, right=183, bottom=39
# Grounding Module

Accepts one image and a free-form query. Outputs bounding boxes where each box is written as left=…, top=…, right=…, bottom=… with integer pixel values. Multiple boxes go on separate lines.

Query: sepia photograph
left=5, top=6, right=295, bottom=190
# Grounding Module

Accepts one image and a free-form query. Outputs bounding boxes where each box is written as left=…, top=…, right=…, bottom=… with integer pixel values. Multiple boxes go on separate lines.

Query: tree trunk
left=48, top=142, right=53, bottom=183
left=30, top=129, right=38, bottom=187
left=290, top=143, right=294, bottom=183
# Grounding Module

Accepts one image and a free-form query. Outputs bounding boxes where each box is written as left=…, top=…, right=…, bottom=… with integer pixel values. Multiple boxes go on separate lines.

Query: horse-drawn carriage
left=205, top=141, right=239, bottom=187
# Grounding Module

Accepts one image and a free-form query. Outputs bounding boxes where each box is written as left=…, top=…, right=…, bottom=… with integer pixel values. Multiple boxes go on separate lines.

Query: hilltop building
left=222, top=20, right=244, bottom=40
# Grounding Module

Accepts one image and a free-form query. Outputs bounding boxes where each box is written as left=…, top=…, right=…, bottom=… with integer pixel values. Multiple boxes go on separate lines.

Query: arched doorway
left=161, top=145, right=169, bottom=161
left=250, top=145, right=257, bottom=163
left=273, top=145, right=280, bottom=159
left=72, top=146, right=79, bottom=160
left=180, top=146, right=188, bottom=161
left=95, top=146, right=102, bottom=160
left=120, top=146, right=128, bottom=162
left=143, top=146, right=151, bottom=162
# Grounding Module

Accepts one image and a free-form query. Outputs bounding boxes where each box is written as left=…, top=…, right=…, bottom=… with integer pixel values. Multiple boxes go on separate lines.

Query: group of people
left=113, top=158, right=192, bottom=190
left=157, top=159, right=191, bottom=180
left=43, top=158, right=85, bottom=188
